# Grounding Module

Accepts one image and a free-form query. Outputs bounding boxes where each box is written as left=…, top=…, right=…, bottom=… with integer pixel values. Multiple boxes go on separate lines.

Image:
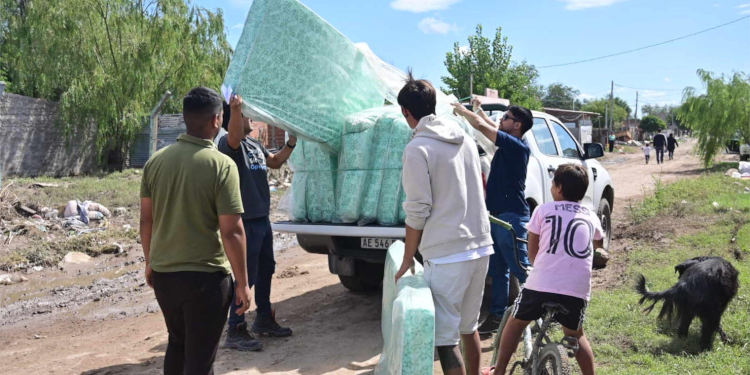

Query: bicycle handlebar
left=488, top=214, right=530, bottom=276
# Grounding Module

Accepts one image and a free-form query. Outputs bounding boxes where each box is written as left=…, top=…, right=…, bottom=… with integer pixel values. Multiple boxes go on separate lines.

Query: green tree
left=542, top=83, right=580, bottom=109
left=0, top=0, right=231, bottom=167
left=442, top=25, right=542, bottom=109
left=581, top=98, right=627, bottom=128
left=642, top=104, right=683, bottom=128
left=678, top=69, right=750, bottom=166
left=639, top=115, right=666, bottom=133
left=613, top=97, right=631, bottom=117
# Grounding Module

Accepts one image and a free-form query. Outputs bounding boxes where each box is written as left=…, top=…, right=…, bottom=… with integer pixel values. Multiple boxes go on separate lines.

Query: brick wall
left=0, top=92, right=98, bottom=177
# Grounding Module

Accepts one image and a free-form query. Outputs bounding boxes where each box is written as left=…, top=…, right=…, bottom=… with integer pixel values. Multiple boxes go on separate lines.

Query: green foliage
left=541, top=82, right=580, bottom=109
left=442, top=25, right=543, bottom=109
left=581, top=98, right=628, bottom=128
left=678, top=69, right=750, bottom=167
left=588, top=168, right=750, bottom=374
left=642, top=104, right=683, bottom=128
left=0, top=0, right=232, bottom=166
left=639, top=115, right=667, bottom=133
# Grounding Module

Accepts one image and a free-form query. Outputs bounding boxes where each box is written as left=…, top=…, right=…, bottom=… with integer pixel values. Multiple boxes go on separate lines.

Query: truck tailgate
left=272, top=221, right=405, bottom=237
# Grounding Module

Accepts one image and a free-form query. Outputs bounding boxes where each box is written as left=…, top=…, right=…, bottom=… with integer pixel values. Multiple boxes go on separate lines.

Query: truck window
left=531, top=118, right=558, bottom=156
left=551, top=120, right=580, bottom=158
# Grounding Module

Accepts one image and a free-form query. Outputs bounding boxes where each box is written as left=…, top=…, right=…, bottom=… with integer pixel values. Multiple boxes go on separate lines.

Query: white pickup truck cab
left=274, top=109, right=614, bottom=292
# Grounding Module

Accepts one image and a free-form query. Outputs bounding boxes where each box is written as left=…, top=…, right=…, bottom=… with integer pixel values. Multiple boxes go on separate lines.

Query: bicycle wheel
left=536, top=343, right=571, bottom=375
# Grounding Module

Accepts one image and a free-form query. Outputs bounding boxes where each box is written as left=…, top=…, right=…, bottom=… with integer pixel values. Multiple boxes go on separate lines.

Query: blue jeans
left=228, top=216, right=276, bottom=327
left=488, top=212, right=530, bottom=316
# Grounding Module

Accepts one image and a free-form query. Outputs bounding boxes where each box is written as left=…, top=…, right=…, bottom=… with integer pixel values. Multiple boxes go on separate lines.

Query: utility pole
left=608, top=80, right=614, bottom=131
left=469, top=73, right=474, bottom=96
left=634, top=91, right=639, bottom=119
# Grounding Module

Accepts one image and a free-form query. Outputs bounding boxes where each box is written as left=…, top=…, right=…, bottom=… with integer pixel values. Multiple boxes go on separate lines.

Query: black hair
left=507, top=105, right=533, bottom=134
left=397, top=70, right=436, bottom=121
left=182, top=87, right=223, bottom=131
left=553, top=163, right=589, bottom=202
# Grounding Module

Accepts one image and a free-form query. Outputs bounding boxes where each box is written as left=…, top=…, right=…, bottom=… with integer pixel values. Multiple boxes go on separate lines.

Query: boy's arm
left=395, top=225, right=422, bottom=282
left=528, top=232, right=540, bottom=265
left=396, top=146, right=431, bottom=282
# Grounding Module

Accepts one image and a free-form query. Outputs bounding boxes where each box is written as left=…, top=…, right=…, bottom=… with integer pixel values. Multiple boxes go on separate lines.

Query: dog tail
left=635, top=274, right=675, bottom=320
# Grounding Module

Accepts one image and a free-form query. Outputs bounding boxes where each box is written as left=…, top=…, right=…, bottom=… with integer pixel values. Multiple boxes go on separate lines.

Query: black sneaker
left=223, top=322, right=263, bottom=351
left=252, top=311, right=293, bottom=337
left=478, top=313, right=503, bottom=336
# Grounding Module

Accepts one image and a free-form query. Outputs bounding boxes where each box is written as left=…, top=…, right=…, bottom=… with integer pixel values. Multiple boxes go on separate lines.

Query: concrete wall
left=0, top=92, right=99, bottom=177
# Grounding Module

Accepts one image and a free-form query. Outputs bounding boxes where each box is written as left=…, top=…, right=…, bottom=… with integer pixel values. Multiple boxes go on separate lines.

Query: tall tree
left=639, top=115, right=666, bottom=133
left=0, top=0, right=231, bottom=167
left=442, top=25, right=542, bottom=109
left=642, top=104, right=682, bottom=128
left=678, top=69, right=750, bottom=166
left=542, top=83, right=580, bottom=109
left=581, top=98, right=628, bottom=128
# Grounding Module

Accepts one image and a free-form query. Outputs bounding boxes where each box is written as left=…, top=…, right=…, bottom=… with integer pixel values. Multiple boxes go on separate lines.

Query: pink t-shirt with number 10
left=524, top=201, right=603, bottom=300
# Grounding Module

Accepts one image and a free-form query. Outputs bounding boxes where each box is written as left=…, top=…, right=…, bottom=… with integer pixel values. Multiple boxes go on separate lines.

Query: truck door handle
left=547, top=166, right=556, bottom=173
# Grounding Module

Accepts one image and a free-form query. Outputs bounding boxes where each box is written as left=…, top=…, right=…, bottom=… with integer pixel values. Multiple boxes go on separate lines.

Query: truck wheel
left=597, top=198, right=612, bottom=251
left=338, top=261, right=382, bottom=293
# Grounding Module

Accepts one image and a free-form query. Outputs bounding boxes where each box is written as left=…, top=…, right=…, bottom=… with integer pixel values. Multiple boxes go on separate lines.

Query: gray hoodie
left=402, top=114, right=493, bottom=260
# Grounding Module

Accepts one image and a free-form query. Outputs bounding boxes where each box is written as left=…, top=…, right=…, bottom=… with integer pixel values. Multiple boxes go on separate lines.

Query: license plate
left=361, top=237, right=399, bottom=250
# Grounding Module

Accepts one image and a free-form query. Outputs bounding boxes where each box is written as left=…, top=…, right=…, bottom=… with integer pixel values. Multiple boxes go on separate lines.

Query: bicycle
left=485, top=215, right=579, bottom=375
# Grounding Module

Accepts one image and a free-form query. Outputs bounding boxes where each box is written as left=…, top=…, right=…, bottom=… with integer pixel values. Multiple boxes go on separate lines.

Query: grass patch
left=3, top=169, right=142, bottom=217
left=0, top=227, right=138, bottom=270
left=587, top=164, right=750, bottom=374
left=627, top=163, right=750, bottom=224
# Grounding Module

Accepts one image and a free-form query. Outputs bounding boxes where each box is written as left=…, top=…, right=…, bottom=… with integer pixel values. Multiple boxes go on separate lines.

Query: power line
left=538, top=15, right=750, bottom=69
left=613, top=83, right=684, bottom=92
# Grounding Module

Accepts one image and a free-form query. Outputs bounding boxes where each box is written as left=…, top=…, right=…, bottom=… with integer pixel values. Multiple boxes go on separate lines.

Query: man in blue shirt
left=453, top=100, right=534, bottom=334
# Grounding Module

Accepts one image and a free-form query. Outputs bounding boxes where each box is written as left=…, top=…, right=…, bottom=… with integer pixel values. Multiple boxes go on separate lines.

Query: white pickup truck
left=273, top=108, right=615, bottom=292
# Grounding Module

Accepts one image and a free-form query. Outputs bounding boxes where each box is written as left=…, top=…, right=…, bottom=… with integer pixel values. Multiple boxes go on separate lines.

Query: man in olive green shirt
left=140, top=86, right=252, bottom=375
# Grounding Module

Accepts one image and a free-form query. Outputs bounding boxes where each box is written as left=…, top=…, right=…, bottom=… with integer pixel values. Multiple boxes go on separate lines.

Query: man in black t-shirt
left=652, top=131, right=666, bottom=164
left=218, top=94, right=297, bottom=351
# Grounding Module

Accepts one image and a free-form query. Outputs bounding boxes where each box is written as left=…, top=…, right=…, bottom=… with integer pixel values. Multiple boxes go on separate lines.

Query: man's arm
left=226, top=95, right=252, bottom=150
left=219, top=214, right=252, bottom=315
left=266, top=134, right=297, bottom=169
left=451, top=102, right=499, bottom=143
left=140, top=198, right=154, bottom=288
left=528, top=232, right=540, bottom=264
left=593, top=239, right=603, bottom=250
left=395, top=225, right=422, bottom=282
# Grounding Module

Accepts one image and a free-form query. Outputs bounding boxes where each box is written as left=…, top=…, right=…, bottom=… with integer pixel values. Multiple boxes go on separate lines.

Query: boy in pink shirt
left=488, top=164, right=603, bottom=375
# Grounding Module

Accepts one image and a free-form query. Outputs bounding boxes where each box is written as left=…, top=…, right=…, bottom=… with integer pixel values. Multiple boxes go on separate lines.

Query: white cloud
left=418, top=17, right=457, bottom=34
left=458, top=45, right=470, bottom=55
left=664, top=77, right=671, bottom=83
left=578, top=93, right=596, bottom=101
left=738, top=3, right=750, bottom=8
left=391, top=0, right=461, bottom=13
left=557, top=0, right=629, bottom=10
left=740, top=3, right=750, bottom=14
left=228, top=0, right=253, bottom=7
left=231, top=23, right=243, bottom=30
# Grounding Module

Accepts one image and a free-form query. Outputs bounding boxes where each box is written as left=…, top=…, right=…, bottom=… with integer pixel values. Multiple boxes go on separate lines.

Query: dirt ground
left=0, top=139, right=725, bottom=375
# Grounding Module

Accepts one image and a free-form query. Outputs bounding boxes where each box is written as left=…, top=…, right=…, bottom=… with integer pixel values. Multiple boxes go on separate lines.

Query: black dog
left=635, top=256, right=739, bottom=350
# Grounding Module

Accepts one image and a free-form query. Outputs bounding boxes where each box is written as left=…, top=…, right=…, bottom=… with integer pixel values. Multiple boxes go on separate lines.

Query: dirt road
left=0, top=139, right=719, bottom=374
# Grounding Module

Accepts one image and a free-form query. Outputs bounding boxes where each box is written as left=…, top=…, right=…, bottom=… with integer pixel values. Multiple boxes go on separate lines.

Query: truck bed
left=272, top=221, right=406, bottom=238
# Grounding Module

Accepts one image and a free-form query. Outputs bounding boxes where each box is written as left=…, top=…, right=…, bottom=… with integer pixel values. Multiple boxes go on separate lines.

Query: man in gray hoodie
left=395, top=73, right=494, bottom=375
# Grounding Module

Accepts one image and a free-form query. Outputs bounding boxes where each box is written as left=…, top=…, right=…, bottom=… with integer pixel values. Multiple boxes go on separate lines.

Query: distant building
left=542, top=108, right=599, bottom=144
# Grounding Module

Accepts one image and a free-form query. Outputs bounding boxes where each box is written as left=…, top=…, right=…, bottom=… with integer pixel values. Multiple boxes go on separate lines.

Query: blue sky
left=198, top=0, right=750, bottom=117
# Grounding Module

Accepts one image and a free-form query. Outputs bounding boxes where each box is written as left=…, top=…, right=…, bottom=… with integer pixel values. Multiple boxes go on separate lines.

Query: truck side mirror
left=583, top=143, right=604, bottom=159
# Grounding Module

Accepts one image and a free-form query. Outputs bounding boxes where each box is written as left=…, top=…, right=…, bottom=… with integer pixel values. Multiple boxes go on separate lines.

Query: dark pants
left=228, top=216, right=276, bottom=327
left=608, top=140, right=614, bottom=152
left=668, top=148, right=675, bottom=160
left=152, top=271, right=233, bottom=375
left=655, top=147, right=664, bottom=163
left=488, top=212, right=530, bottom=316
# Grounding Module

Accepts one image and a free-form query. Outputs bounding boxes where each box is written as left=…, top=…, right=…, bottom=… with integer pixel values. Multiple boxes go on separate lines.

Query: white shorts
left=424, top=255, right=490, bottom=346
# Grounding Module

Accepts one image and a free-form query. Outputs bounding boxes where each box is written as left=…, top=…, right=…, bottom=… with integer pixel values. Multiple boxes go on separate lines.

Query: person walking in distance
left=140, top=86, right=251, bottom=375
left=667, top=133, right=679, bottom=160
left=652, top=130, right=666, bottom=164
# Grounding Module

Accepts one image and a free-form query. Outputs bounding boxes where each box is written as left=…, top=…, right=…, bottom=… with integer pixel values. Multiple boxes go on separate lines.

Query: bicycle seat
left=541, top=302, right=569, bottom=315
